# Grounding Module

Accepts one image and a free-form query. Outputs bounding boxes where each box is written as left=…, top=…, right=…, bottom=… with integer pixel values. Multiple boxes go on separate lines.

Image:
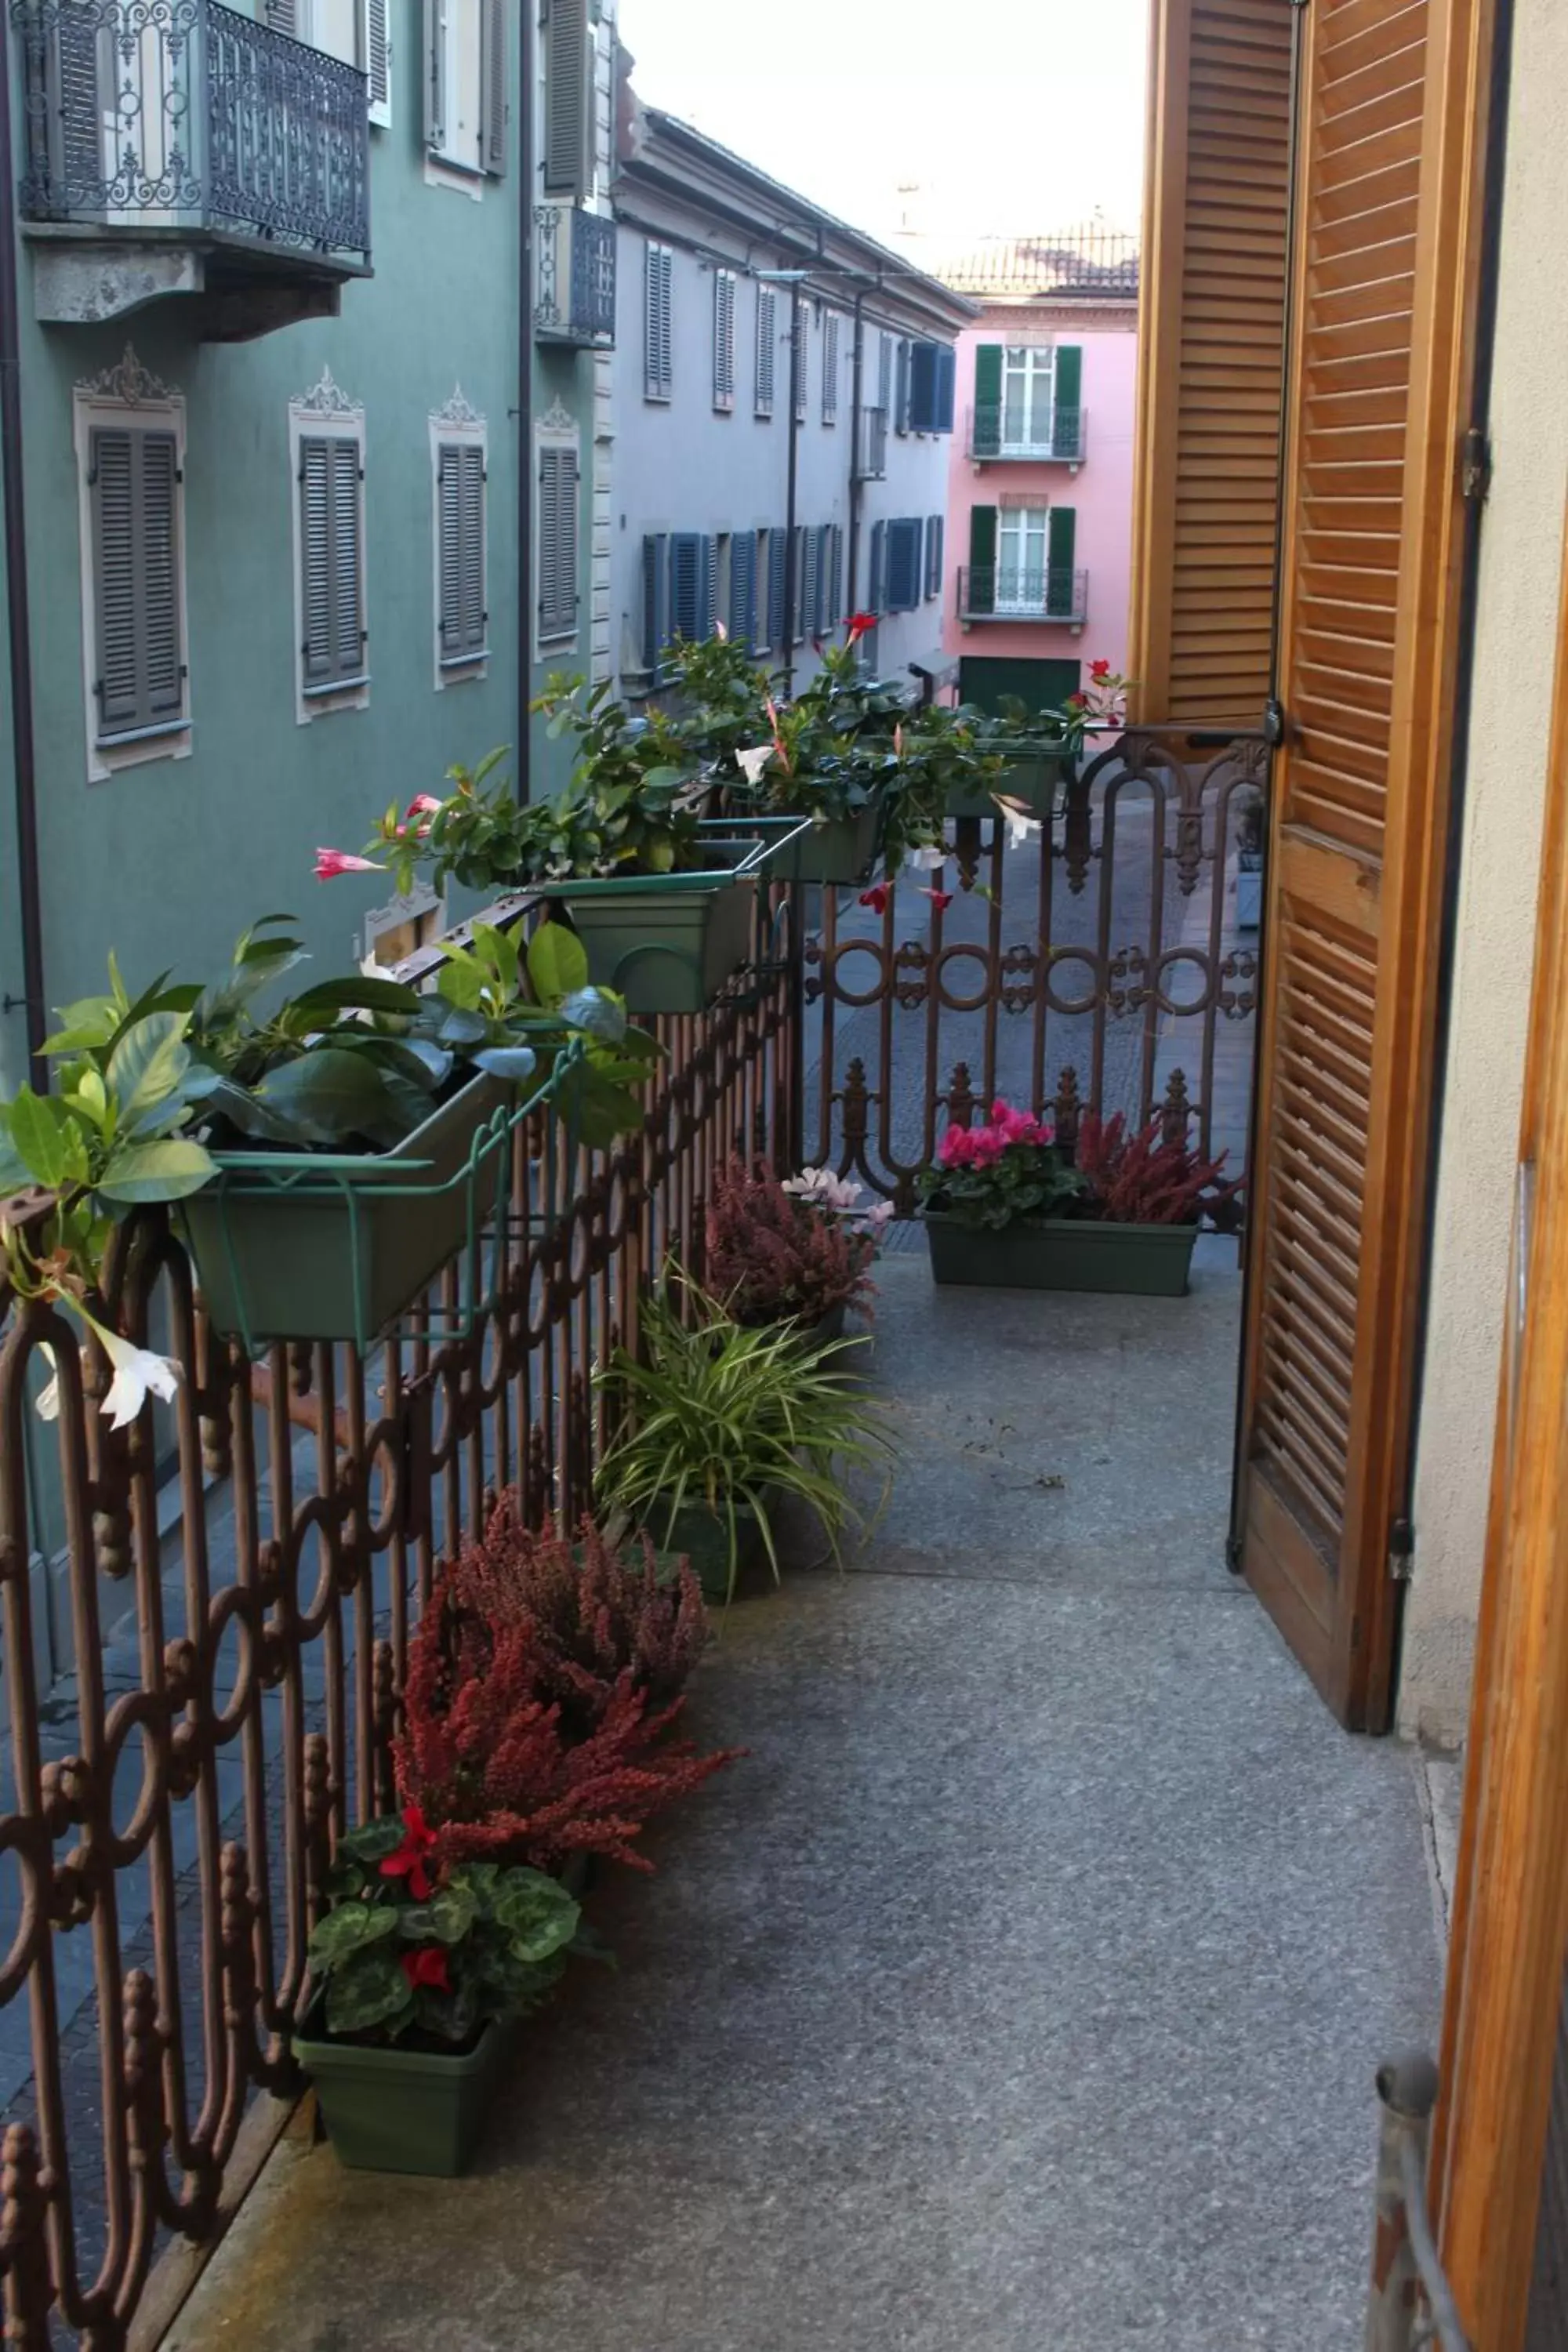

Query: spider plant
left=593, top=1278, right=896, bottom=1602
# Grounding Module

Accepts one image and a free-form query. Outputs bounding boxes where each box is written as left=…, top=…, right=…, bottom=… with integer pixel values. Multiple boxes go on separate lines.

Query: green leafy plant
left=306, top=1811, right=586, bottom=2045
left=916, top=1102, right=1087, bottom=1232
left=594, top=1275, right=897, bottom=1600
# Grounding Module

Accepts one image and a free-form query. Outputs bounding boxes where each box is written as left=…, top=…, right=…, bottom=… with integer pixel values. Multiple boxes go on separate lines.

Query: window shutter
left=886, top=517, right=920, bottom=613
left=713, top=271, right=735, bottom=411
left=422, top=0, right=444, bottom=151
left=644, top=245, right=672, bottom=399
left=362, top=0, right=390, bottom=124
left=868, top=519, right=887, bottom=615
left=538, top=442, right=579, bottom=641
left=766, top=528, right=786, bottom=651
left=263, top=0, right=296, bottom=29
left=925, top=513, right=943, bottom=600
left=1052, top=346, right=1082, bottom=458
left=437, top=442, right=463, bottom=659
left=330, top=439, right=364, bottom=682
left=877, top=333, right=892, bottom=415
left=800, top=527, right=819, bottom=642
left=967, top=505, right=996, bottom=615
left=481, top=0, right=506, bottom=174
left=543, top=0, right=590, bottom=195
left=822, top=313, right=839, bottom=423
left=641, top=530, right=669, bottom=678
left=89, top=425, right=184, bottom=737
left=895, top=339, right=911, bottom=435
left=791, top=304, right=807, bottom=423
left=755, top=286, right=775, bottom=416
left=935, top=345, right=956, bottom=435
left=438, top=442, right=486, bottom=660
left=728, top=530, right=757, bottom=648
left=1046, top=506, right=1076, bottom=616
left=972, top=343, right=1003, bottom=457
left=57, top=7, right=104, bottom=194
left=459, top=446, right=485, bottom=652
left=670, top=532, right=702, bottom=642
left=829, top=523, right=843, bottom=628
left=699, top=535, right=717, bottom=640
left=907, top=341, right=937, bottom=433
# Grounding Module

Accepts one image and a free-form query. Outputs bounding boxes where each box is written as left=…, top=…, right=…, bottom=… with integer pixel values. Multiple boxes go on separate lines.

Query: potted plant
left=705, top=1156, right=891, bottom=1348
left=917, top=1099, right=1234, bottom=1297
left=594, top=1277, right=896, bottom=1602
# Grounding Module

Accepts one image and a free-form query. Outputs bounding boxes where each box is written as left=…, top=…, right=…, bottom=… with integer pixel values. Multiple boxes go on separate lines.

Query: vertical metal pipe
left=0, top=9, right=46, bottom=1087
left=847, top=292, right=865, bottom=620
left=782, top=281, right=800, bottom=692
left=515, top=0, right=535, bottom=804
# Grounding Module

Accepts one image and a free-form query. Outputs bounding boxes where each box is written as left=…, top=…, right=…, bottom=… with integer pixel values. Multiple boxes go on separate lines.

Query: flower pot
left=923, top=1208, right=1199, bottom=1297
left=547, top=834, right=774, bottom=1014
left=946, top=746, right=1066, bottom=822
left=766, top=797, right=883, bottom=886
left=294, top=2007, right=514, bottom=2176
left=177, top=1072, right=514, bottom=1351
left=652, top=1497, right=771, bottom=1602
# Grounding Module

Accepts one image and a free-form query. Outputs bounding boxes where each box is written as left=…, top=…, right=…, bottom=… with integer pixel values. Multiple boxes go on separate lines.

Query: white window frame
left=997, top=502, right=1050, bottom=615
left=425, top=0, right=485, bottom=198
left=72, top=348, right=191, bottom=786
left=535, top=404, right=581, bottom=662
left=1001, top=344, right=1056, bottom=457
left=289, top=368, right=368, bottom=726
left=429, top=389, right=488, bottom=690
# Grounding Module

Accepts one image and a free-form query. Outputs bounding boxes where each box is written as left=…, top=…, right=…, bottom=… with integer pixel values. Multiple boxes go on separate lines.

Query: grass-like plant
left=594, top=1278, right=897, bottom=1601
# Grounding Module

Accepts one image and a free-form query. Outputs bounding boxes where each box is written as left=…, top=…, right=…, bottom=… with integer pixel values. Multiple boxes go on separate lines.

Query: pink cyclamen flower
left=314, top=848, right=382, bottom=880
left=920, top=887, right=953, bottom=914
left=859, top=884, right=891, bottom=916
left=938, top=1123, right=977, bottom=1169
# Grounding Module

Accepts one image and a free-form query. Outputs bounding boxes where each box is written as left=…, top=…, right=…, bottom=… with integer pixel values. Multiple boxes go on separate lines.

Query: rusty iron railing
left=1365, top=2055, right=1472, bottom=2352
left=0, top=906, right=797, bottom=2349
left=805, top=725, right=1269, bottom=1210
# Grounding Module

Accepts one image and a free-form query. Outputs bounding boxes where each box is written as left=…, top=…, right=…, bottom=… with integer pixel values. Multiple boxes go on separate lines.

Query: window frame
left=424, top=0, right=505, bottom=194
left=73, top=353, right=191, bottom=784
left=289, top=368, right=368, bottom=726
left=430, top=391, right=488, bottom=688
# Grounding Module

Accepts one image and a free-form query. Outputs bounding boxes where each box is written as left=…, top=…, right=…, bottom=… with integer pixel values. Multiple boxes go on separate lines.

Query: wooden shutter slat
left=329, top=439, right=362, bottom=682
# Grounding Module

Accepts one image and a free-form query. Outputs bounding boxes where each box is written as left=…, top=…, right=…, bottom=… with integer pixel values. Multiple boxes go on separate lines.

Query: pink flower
left=845, top=612, right=877, bottom=643
left=314, top=848, right=383, bottom=880
left=406, top=793, right=443, bottom=818
left=920, top=887, right=953, bottom=914
left=938, top=1123, right=977, bottom=1169
left=859, top=884, right=891, bottom=916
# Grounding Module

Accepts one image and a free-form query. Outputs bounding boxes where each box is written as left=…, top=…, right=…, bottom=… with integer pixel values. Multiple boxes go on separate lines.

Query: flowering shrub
left=705, top=1157, right=889, bottom=1328
left=1048, top=659, right=1134, bottom=757
left=918, top=1098, right=1238, bottom=1232
left=916, top=1102, right=1085, bottom=1232
left=1071, top=1112, right=1236, bottom=1227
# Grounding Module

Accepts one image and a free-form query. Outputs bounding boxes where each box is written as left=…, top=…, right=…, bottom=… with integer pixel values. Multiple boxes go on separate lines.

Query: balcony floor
left=165, top=1245, right=1442, bottom=2352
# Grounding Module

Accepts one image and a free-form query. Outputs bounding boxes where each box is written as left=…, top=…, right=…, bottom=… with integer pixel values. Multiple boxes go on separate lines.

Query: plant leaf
left=338, top=1817, right=408, bottom=1866
left=106, top=1014, right=192, bottom=1132
left=252, top=1049, right=408, bottom=1149
left=96, top=1138, right=216, bottom=1205
left=5, top=1088, right=71, bottom=1190
left=526, top=920, right=589, bottom=1004
left=470, top=1046, right=537, bottom=1083
left=322, top=1946, right=412, bottom=2036
left=290, top=976, right=423, bottom=1020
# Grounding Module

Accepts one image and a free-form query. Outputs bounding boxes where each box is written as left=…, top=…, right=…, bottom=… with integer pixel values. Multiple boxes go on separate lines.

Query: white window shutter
left=481, top=0, right=506, bottom=175
left=363, top=0, right=391, bottom=126
left=423, top=0, right=445, bottom=154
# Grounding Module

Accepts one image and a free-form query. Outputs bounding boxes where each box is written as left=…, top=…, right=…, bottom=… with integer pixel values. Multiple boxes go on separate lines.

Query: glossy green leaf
left=106, top=1014, right=191, bottom=1132
left=5, top=1088, right=71, bottom=1190
left=324, top=1946, right=411, bottom=2035
left=308, top=1900, right=401, bottom=1965
left=338, top=1817, right=408, bottom=1866
left=96, top=1138, right=217, bottom=1205
left=252, top=1050, right=405, bottom=1149
left=526, top=921, right=589, bottom=1004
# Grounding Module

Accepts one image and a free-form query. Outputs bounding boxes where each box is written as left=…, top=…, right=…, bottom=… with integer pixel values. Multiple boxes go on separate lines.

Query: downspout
left=782, top=281, right=800, bottom=693
left=846, top=292, right=864, bottom=619
left=0, top=10, right=45, bottom=1087
left=515, top=0, right=534, bottom=804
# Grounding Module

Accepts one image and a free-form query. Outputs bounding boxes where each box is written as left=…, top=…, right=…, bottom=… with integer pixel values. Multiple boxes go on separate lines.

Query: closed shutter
left=877, top=333, right=893, bottom=416
left=89, top=425, right=184, bottom=739
left=57, top=2, right=105, bottom=198
left=755, top=286, right=776, bottom=416
left=829, top=524, right=844, bottom=629
left=422, top=0, right=444, bottom=151
left=972, top=343, right=1003, bottom=458
left=908, top=342, right=941, bottom=432
left=729, top=531, right=757, bottom=648
left=437, top=441, right=486, bottom=662
left=538, top=441, right=578, bottom=641
left=1128, top=0, right=1293, bottom=723
left=644, top=245, right=673, bottom=399
left=895, top=339, right=911, bottom=435
left=925, top=514, right=944, bottom=600
left=481, top=0, right=506, bottom=173
left=543, top=0, right=590, bottom=194
left=766, top=528, right=786, bottom=652
left=800, top=528, right=819, bottom=642
left=263, top=0, right=296, bottom=28
left=699, top=536, right=717, bottom=641
left=886, top=517, right=920, bottom=613
left=299, top=434, right=364, bottom=690
left=868, top=519, right=887, bottom=615
left=792, top=303, right=807, bottom=423
left=1234, top=0, right=1490, bottom=1730
left=935, top=345, right=956, bottom=435
left=967, top=505, right=996, bottom=616
left=1046, top=506, right=1076, bottom=618
left=713, top=270, right=736, bottom=411
left=363, top=0, right=390, bottom=124
left=1052, top=346, right=1083, bottom=459
left=670, top=532, right=702, bottom=642
left=822, top=313, right=840, bottom=423
left=641, top=530, right=669, bottom=678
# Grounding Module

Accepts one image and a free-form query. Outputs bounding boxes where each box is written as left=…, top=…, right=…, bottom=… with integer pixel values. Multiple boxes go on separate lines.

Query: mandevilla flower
left=920, top=887, right=954, bottom=914
left=860, top=884, right=891, bottom=916
left=1090, top=658, right=1112, bottom=682
left=906, top=844, right=947, bottom=873
left=736, top=745, right=774, bottom=788
left=314, top=848, right=383, bottom=880
left=36, top=1320, right=183, bottom=1432
left=406, top=793, right=443, bottom=818
left=845, top=612, right=877, bottom=643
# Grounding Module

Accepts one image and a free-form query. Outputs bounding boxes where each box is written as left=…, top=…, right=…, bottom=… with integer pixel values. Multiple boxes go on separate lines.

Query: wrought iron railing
left=533, top=201, right=616, bottom=346
left=958, top=564, right=1089, bottom=624
left=1366, top=2056, right=1472, bottom=2352
left=13, top=0, right=371, bottom=263
left=966, top=403, right=1087, bottom=463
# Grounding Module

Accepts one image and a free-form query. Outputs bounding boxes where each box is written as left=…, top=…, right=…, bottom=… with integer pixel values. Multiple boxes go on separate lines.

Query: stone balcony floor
left=165, top=1242, right=1443, bottom=2352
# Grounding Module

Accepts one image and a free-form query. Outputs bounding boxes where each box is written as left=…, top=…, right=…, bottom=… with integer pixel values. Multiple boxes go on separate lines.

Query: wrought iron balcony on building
left=13, top=0, right=372, bottom=336
left=958, top=564, right=1089, bottom=626
left=533, top=201, right=616, bottom=347
left=966, top=404, right=1087, bottom=465
left=854, top=402, right=888, bottom=481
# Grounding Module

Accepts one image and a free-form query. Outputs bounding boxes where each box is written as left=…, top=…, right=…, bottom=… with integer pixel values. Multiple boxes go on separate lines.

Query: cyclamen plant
left=916, top=1102, right=1086, bottom=1233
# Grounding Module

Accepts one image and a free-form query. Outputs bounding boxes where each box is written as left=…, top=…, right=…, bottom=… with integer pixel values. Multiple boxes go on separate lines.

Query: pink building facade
left=935, top=256, right=1138, bottom=718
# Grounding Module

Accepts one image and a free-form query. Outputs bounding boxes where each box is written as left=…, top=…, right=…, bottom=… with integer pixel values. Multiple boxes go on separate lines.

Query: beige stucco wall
left=1399, top=0, right=1568, bottom=1745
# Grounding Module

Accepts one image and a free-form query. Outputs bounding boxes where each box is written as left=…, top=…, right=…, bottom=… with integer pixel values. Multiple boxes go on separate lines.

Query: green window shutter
left=1047, top=505, right=1076, bottom=616
left=299, top=434, right=364, bottom=688
left=481, top=0, right=506, bottom=174
left=972, top=344, right=1003, bottom=458
left=925, top=513, right=943, bottom=600
left=967, top=504, right=996, bottom=615
left=1052, top=347, right=1082, bottom=458
left=642, top=531, right=669, bottom=678
left=363, top=0, right=391, bottom=125
left=543, top=0, right=590, bottom=194
left=422, top=0, right=444, bottom=151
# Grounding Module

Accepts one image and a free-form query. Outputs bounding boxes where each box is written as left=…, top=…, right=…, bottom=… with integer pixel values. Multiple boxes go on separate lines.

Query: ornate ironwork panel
left=534, top=201, right=617, bottom=346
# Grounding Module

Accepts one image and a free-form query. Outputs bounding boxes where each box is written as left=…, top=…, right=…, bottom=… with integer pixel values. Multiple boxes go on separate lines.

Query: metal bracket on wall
left=1388, top=1518, right=1416, bottom=1583
left=1460, top=426, right=1494, bottom=503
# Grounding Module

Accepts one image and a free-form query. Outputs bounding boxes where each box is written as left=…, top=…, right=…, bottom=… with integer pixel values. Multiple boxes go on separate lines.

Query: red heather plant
left=1072, top=1112, right=1236, bottom=1227
left=705, top=1156, right=878, bottom=1327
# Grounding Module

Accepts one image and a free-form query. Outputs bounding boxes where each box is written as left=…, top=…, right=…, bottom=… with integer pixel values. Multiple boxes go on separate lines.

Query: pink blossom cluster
left=937, top=1100, right=1054, bottom=1170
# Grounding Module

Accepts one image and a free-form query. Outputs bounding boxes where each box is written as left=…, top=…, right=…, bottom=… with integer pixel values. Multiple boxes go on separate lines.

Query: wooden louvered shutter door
left=1235, top=0, right=1494, bottom=1729
left=329, top=438, right=363, bottom=682
left=1129, top=0, right=1294, bottom=724
left=363, top=0, right=390, bottom=125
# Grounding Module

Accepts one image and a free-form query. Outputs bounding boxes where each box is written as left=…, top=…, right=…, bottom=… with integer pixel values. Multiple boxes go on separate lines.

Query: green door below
left=958, top=656, right=1081, bottom=717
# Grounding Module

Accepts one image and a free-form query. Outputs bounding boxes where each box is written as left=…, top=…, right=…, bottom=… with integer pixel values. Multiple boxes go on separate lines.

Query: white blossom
left=736, top=745, right=774, bottom=787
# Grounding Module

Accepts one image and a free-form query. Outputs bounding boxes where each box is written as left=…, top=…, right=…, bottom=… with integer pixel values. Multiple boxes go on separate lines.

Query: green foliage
left=594, top=1276, right=898, bottom=1602
left=916, top=1143, right=1085, bottom=1233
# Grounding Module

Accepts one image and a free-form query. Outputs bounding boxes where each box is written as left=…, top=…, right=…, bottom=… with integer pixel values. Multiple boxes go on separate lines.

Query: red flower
left=1065, top=693, right=1088, bottom=713
left=920, top=887, right=953, bottom=913
left=859, top=884, right=890, bottom=916
left=379, top=1805, right=439, bottom=1902
left=1090, top=658, right=1112, bottom=681
left=845, top=612, right=877, bottom=643
left=400, top=1946, right=451, bottom=1994
left=314, top=848, right=383, bottom=880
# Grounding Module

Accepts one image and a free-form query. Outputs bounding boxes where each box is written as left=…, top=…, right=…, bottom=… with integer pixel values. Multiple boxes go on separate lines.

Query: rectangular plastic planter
left=178, top=1072, right=511, bottom=1350
left=547, top=833, right=779, bottom=1014
left=294, top=2009, right=514, bottom=2176
left=924, top=1209, right=1199, bottom=1297
left=764, top=797, right=883, bottom=886
left=947, top=746, right=1067, bottom=822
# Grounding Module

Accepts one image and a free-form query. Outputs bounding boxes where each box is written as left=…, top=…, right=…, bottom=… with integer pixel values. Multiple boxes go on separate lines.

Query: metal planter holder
left=545, top=823, right=809, bottom=1014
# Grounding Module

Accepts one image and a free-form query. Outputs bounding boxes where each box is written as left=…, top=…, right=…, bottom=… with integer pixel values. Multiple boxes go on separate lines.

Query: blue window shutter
left=728, top=530, right=756, bottom=646
left=908, top=341, right=938, bottom=433
left=699, top=535, right=717, bottom=638
left=641, top=531, right=670, bottom=679
left=670, top=531, right=702, bottom=641
left=767, top=528, right=787, bottom=650
left=868, top=519, right=887, bottom=615
left=886, top=517, right=920, bottom=613
left=935, top=345, right=956, bottom=434
left=925, top=513, right=943, bottom=599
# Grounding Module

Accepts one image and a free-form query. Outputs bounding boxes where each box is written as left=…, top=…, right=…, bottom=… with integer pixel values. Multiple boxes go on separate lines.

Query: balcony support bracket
left=31, top=240, right=204, bottom=327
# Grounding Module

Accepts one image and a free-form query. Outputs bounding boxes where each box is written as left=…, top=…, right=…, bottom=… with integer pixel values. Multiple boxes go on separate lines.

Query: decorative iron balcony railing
left=533, top=201, right=616, bottom=346
left=854, top=402, right=888, bottom=481
left=13, top=0, right=371, bottom=264
left=966, top=403, right=1087, bottom=463
left=958, top=564, right=1089, bottom=625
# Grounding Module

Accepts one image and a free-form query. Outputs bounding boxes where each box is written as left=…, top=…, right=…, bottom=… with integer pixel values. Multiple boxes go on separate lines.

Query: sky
left=615, top=0, right=1150, bottom=254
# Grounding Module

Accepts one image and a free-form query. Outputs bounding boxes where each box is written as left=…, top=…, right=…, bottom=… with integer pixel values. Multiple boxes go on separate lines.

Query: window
left=542, top=0, right=591, bottom=197
left=755, top=286, right=777, bottom=418
left=797, top=524, right=817, bottom=642
left=828, top=523, right=844, bottom=630
left=997, top=506, right=1048, bottom=612
left=812, top=524, right=835, bottom=637
left=431, top=394, right=487, bottom=683
left=885, top=517, right=923, bottom=613
left=1004, top=347, right=1054, bottom=453
left=74, top=353, right=189, bottom=781
left=908, top=342, right=956, bottom=435
left=424, top=0, right=506, bottom=180
left=924, top=513, right=944, bottom=601
left=822, top=313, right=840, bottom=425
left=537, top=428, right=579, bottom=648
left=792, top=304, right=808, bottom=423
left=713, top=269, right=736, bottom=412
left=895, top=339, right=911, bottom=436
left=878, top=333, right=893, bottom=415
left=644, top=241, right=673, bottom=400
left=669, top=533, right=716, bottom=644
left=290, top=368, right=367, bottom=722
left=766, top=528, right=787, bottom=651
left=868, top=518, right=887, bottom=615
left=274, top=2, right=390, bottom=121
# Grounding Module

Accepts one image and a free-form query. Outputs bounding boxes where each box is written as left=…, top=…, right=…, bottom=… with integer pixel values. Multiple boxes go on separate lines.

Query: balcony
left=958, top=562, right=1089, bottom=626
left=854, top=401, right=888, bottom=481
left=533, top=200, right=616, bottom=347
left=13, top=0, right=371, bottom=337
left=967, top=402, right=1087, bottom=465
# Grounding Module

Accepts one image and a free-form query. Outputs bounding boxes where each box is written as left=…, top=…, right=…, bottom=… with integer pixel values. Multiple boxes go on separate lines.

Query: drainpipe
left=515, top=0, right=535, bottom=804
left=847, top=292, right=864, bottom=619
left=0, top=13, right=45, bottom=1088
left=782, top=280, right=800, bottom=693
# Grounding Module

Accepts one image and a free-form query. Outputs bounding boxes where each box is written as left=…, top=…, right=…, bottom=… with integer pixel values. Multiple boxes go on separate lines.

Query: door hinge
left=1388, top=1517, right=1416, bottom=1582
left=1460, top=426, right=1493, bottom=504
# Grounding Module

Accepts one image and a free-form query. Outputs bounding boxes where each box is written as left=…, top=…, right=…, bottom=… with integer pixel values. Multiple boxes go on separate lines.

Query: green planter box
left=178, top=1073, right=511, bottom=1350
left=764, top=798, right=883, bottom=886
left=924, top=1209, right=1199, bottom=1297
left=295, top=2008, right=514, bottom=2176
left=946, top=746, right=1067, bottom=822
left=549, top=833, right=775, bottom=1014
left=651, top=1498, right=771, bottom=1603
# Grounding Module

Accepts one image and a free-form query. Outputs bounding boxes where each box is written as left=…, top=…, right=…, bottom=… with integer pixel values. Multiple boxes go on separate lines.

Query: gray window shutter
left=438, top=442, right=486, bottom=660
left=822, top=313, right=839, bottom=423
left=299, top=434, right=364, bottom=688
left=539, top=443, right=579, bottom=639
left=481, top=0, right=506, bottom=174
left=868, top=519, right=887, bottom=615
left=800, top=527, right=819, bottom=641
left=878, top=333, right=892, bottom=415
left=670, top=532, right=702, bottom=642
left=792, top=305, right=807, bottom=423
left=699, top=535, right=717, bottom=640
left=713, top=271, right=735, bottom=411
left=642, top=530, right=669, bottom=678
left=829, top=523, right=844, bottom=627
left=728, top=531, right=757, bottom=648
left=755, top=286, right=776, bottom=416
left=90, top=425, right=184, bottom=739
left=885, top=517, right=920, bottom=612
left=363, top=0, right=390, bottom=124
left=895, top=340, right=912, bottom=435
left=925, top=513, right=943, bottom=599
left=423, top=0, right=445, bottom=151
left=263, top=0, right=297, bottom=30
left=766, top=528, right=786, bottom=651
left=543, top=0, right=590, bottom=196
left=57, top=6, right=106, bottom=197
left=644, top=244, right=672, bottom=399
